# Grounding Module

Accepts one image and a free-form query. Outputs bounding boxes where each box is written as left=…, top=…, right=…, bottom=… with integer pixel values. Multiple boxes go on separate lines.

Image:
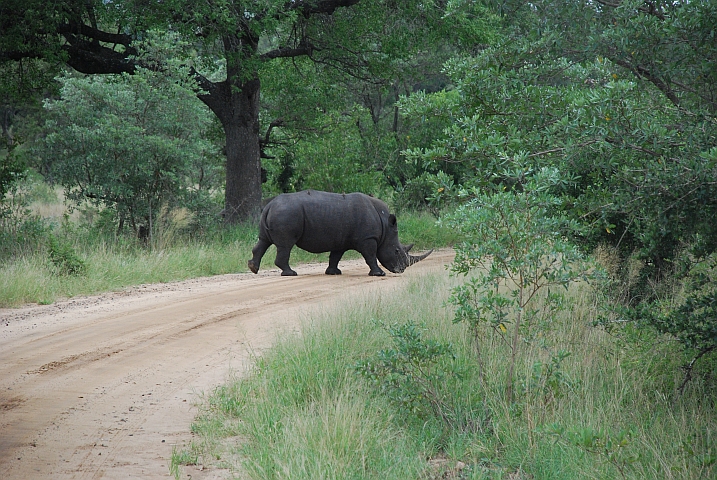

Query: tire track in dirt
left=0, top=250, right=453, bottom=479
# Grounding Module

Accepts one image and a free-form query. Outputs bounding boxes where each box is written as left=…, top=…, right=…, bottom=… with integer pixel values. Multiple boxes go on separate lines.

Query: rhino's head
left=377, top=214, right=433, bottom=273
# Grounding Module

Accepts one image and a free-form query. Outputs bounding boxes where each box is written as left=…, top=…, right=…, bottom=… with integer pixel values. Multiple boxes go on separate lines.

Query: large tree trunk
left=199, top=73, right=263, bottom=224
left=222, top=77, right=262, bottom=224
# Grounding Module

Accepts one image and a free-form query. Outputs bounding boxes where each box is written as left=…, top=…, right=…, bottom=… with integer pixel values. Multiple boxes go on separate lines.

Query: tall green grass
left=0, top=233, right=330, bottom=307
left=175, top=271, right=716, bottom=479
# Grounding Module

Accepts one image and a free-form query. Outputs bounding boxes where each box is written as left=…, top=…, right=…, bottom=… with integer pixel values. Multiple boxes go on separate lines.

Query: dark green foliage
left=355, top=321, right=483, bottom=434
left=0, top=215, right=48, bottom=261
left=47, top=235, right=86, bottom=276
left=257, top=1, right=500, bottom=199
left=617, top=254, right=717, bottom=386
left=0, top=153, right=25, bottom=201
left=402, top=1, right=717, bottom=268
left=654, top=255, right=717, bottom=356
left=394, top=171, right=456, bottom=215
left=399, top=0, right=717, bottom=377
left=37, top=37, right=222, bottom=237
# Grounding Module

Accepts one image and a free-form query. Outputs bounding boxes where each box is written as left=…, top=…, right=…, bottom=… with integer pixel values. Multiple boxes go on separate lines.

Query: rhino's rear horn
left=408, top=249, right=433, bottom=266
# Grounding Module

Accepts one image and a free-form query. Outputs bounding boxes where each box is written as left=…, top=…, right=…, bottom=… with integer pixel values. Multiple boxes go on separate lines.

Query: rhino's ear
left=389, top=214, right=397, bottom=226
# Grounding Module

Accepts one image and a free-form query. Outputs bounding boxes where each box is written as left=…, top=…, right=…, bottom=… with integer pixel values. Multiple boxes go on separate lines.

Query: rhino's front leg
left=274, top=245, right=298, bottom=276
left=358, top=241, right=385, bottom=276
left=325, top=250, right=345, bottom=275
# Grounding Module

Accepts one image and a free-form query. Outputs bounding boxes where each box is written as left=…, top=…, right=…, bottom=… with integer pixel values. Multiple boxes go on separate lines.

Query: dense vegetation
left=2, top=0, right=716, bottom=478
left=176, top=271, right=715, bottom=479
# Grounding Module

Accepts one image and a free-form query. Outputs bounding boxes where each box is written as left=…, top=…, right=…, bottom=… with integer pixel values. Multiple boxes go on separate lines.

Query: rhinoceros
left=248, top=190, right=432, bottom=276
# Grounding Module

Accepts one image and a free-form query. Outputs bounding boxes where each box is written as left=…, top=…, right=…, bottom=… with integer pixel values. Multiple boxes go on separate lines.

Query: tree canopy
left=399, top=0, right=717, bottom=362
left=2, top=0, right=492, bottom=222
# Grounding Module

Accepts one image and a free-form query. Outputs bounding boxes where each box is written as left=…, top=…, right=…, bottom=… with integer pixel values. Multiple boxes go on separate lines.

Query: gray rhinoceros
left=248, top=190, right=432, bottom=276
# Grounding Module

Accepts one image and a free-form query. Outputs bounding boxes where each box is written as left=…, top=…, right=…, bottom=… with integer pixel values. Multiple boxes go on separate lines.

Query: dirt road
left=0, top=250, right=453, bottom=479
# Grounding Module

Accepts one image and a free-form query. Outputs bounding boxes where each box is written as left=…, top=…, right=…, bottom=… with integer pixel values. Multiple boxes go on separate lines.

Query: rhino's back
left=262, top=190, right=383, bottom=252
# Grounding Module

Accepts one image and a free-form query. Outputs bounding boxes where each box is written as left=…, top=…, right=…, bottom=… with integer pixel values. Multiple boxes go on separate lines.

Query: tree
left=403, top=0, right=717, bottom=369
left=0, top=46, right=57, bottom=225
left=39, top=61, right=217, bottom=235
left=405, top=0, right=717, bottom=277
left=2, top=0, right=487, bottom=223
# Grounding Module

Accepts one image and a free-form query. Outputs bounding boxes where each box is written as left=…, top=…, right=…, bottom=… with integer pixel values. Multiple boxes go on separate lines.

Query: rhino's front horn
left=408, top=249, right=433, bottom=266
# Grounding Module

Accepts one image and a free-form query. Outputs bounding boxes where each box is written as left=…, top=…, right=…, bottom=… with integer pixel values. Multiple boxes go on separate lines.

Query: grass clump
left=0, top=231, right=254, bottom=307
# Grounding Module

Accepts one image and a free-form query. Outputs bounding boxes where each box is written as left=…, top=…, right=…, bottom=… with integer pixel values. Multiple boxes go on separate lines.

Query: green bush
left=619, top=253, right=717, bottom=391
left=446, top=165, right=591, bottom=402
left=47, top=235, right=87, bottom=276
left=355, top=321, right=465, bottom=429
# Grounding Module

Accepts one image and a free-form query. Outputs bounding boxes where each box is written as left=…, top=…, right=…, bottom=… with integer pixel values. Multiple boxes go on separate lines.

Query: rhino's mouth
left=388, top=265, right=407, bottom=274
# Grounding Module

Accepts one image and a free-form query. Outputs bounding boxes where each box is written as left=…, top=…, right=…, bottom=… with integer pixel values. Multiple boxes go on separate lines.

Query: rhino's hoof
left=281, top=270, right=298, bottom=276
left=248, top=260, right=259, bottom=274
left=369, top=270, right=386, bottom=277
left=325, top=267, right=342, bottom=275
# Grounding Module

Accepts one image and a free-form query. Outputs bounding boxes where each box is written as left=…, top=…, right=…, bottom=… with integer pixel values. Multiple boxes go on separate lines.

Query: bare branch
left=286, top=0, right=362, bottom=16
left=261, top=44, right=315, bottom=60
left=57, top=22, right=134, bottom=48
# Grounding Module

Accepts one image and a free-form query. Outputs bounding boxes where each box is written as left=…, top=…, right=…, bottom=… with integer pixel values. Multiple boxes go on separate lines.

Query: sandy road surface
left=0, top=250, right=453, bottom=479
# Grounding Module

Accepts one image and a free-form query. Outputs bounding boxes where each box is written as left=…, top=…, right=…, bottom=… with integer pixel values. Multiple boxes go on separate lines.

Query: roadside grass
left=0, top=210, right=450, bottom=308
left=173, top=270, right=717, bottom=480
left=0, top=231, right=330, bottom=307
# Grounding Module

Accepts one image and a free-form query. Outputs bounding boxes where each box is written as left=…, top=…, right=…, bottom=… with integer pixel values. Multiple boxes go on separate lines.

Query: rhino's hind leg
left=325, top=250, right=344, bottom=275
left=275, top=245, right=297, bottom=276
left=248, top=239, right=272, bottom=274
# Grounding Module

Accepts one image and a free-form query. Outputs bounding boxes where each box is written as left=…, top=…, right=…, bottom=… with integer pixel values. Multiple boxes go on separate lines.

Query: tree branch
left=610, top=57, right=681, bottom=107
left=57, top=22, right=134, bottom=48
left=286, top=0, right=362, bottom=17
left=62, top=37, right=137, bottom=74
left=261, top=44, right=315, bottom=60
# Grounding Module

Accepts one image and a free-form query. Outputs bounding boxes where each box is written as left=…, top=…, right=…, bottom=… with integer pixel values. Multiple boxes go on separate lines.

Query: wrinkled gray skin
left=248, top=190, right=432, bottom=276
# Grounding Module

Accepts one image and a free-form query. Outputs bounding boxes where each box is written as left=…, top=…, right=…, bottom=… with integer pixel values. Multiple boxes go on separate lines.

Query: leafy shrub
left=446, top=165, right=592, bottom=402
left=0, top=151, right=26, bottom=200
left=356, top=321, right=471, bottom=431
left=0, top=170, right=51, bottom=261
left=619, top=253, right=717, bottom=391
left=394, top=171, right=455, bottom=215
left=652, top=255, right=717, bottom=356
left=47, top=235, right=86, bottom=276
left=38, top=36, right=221, bottom=237
left=0, top=215, right=48, bottom=261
